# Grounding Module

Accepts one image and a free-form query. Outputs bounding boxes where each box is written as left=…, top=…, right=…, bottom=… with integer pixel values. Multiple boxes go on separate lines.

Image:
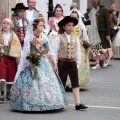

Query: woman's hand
left=29, top=62, right=37, bottom=70
left=29, top=62, right=33, bottom=68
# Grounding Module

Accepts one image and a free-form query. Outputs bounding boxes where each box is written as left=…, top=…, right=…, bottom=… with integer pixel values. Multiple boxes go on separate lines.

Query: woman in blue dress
left=10, top=19, right=67, bottom=111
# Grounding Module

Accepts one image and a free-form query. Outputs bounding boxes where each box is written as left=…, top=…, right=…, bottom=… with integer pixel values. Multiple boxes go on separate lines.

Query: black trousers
left=58, top=60, right=79, bottom=88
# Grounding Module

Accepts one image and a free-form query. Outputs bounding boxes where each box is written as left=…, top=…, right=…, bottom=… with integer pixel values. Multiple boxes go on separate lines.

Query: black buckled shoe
left=75, top=103, right=88, bottom=110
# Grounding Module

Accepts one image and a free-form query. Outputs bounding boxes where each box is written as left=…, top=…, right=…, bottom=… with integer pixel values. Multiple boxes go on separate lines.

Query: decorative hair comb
left=32, top=21, right=37, bottom=25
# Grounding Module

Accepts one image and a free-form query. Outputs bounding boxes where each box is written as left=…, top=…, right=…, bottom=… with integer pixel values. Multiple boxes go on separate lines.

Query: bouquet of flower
left=26, top=52, right=41, bottom=79
left=82, top=40, right=91, bottom=49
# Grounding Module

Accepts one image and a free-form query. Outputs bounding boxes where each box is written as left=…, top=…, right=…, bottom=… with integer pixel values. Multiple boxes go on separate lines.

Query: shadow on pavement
left=11, top=108, right=66, bottom=114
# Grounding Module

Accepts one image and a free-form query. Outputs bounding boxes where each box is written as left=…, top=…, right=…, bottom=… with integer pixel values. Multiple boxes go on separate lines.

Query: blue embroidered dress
left=10, top=35, right=67, bottom=111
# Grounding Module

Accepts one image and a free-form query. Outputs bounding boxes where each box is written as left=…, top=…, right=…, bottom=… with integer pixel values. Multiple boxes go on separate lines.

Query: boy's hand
left=54, top=65, right=58, bottom=74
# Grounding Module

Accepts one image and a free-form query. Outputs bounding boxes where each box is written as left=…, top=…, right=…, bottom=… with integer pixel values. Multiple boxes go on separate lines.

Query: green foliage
left=26, top=52, right=41, bottom=66
left=82, top=40, right=91, bottom=49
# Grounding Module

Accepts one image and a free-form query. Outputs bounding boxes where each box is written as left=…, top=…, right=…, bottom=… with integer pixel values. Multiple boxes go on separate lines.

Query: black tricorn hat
left=11, top=3, right=29, bottom=11
left=58, top=16, right=78, bottom=28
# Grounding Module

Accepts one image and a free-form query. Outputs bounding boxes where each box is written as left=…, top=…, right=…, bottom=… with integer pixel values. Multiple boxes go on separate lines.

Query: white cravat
left=18, top=18, right=23, bottom=27
left=64, top=32, right=71, bottom=43
left=3, top=32, right=11, bottom=46
left=26, top=10, right=34, bottom=22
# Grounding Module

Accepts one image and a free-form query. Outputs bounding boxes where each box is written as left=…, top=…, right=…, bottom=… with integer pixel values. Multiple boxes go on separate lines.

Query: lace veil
left=68, top=9, right=89, bottom=41
left=14, top=22, right=34, bottom=82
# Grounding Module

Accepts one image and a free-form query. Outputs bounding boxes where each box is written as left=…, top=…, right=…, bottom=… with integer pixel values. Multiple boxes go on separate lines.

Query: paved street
left=0, top=60, right=120, bottom=120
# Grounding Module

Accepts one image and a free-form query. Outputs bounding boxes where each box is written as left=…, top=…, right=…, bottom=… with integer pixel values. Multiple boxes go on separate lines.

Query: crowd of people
left=0, top=0, right=120, bottom=112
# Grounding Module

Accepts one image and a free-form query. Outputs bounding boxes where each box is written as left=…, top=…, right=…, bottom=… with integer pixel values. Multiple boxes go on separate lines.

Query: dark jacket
left=96, top=7, right=111, bottom=36
left=87, top=7, right=111, bottom=48
left=85, top=7, right=111, bottom=36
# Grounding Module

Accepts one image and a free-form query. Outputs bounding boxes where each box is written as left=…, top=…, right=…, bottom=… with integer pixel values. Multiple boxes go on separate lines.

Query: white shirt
left=26, top=10, right=34, bottom=22
left=52, top=32, right=81, bottom=68
left=18, top=18, right=23, bottom=27
left=3, top=32, right=11, bottom=46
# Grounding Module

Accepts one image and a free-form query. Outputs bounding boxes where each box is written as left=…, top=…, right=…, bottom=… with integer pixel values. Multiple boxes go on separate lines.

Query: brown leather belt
left=58, top=57, right=76, bottom=62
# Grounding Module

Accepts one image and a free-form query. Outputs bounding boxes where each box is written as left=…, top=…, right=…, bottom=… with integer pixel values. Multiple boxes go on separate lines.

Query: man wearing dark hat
left=11, top=3, right=29, bottom=47
left=26, top=0, right=44, bottom=23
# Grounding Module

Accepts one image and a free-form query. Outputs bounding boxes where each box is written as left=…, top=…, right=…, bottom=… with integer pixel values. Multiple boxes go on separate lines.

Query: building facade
left=88, top=0, right=120, bottom=10
left=0, top=0, right=120, bottom=27
left=0, top=0, right=87, bottom=26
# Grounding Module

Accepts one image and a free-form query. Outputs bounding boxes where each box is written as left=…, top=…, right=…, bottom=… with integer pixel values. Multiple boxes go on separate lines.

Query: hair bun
left=55, top=4, right=62, bottom=8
